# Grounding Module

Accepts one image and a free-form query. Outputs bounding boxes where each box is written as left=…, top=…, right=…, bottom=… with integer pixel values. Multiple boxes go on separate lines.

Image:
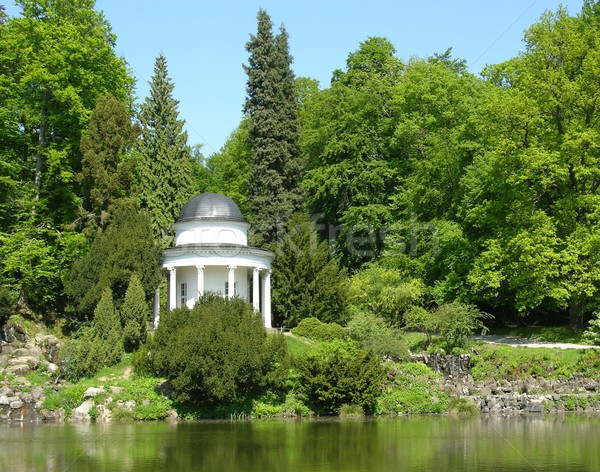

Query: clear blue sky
left=5, top=0, right=582, bottom=155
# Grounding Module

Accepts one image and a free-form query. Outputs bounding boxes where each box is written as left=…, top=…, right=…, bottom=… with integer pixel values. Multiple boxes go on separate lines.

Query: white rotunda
left=158, top=193, right=274, bottom=328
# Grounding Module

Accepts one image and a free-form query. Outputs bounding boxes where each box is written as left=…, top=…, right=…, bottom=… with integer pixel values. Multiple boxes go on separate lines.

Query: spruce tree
left=120, top=273, right=148, bottom=352
left=243, top=9, right=303, bottom=246
left=137, top=54, right=194, bottom=247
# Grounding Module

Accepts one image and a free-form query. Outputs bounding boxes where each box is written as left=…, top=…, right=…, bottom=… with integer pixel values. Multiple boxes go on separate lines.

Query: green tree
left=403, top=302, right=490, bottom=349
left=302, top=37, right=402, bottom=268
left=77, top=93, right=139, bottom=234
left=120, top=272, right=148, bottom=352
left=137, top=54, right=194, bottom=247
left=65, top=201, right=161, bottom=322
left=151, top=294, right=288, bottom=406
left=243, top=9, right=303, bottom=245
left=272, top=213, right=348, bottom=328
left=462, top=5, right=600, bottom=326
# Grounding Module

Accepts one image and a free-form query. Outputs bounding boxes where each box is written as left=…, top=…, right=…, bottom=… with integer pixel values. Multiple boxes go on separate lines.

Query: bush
left=294, top=340, right=384, bottom=415
left=151, top=293, right=288, bottom=406
left=346, top=310, right=408, bottom=361
left=291, top=317, right=346, bottom=341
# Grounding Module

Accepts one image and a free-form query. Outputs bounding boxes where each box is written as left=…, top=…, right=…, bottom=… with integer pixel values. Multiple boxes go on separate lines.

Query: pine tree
left=243, top=9, right=303, bottom=246
left=137, top=54, right=194, bottom=247
left=120, top=273, right=148, bottom=352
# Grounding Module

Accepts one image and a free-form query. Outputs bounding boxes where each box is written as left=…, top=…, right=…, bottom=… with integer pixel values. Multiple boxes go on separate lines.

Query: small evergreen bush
left=291, top=317, right=346, bottom=341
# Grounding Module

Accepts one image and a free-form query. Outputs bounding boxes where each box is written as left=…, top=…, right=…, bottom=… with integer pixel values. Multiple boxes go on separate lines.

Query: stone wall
left=416, top=353, right=600, bottom=414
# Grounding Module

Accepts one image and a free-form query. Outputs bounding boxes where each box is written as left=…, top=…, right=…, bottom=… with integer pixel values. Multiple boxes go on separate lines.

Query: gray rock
left=20, top=393, right=33, bottom=404
left=10, top=399, right=23, bottom=409
left=0, top=395, right=10, bottom=405
left=72, top=400, right=94, bottom=423
left=83, top=387, right=105, bottom=399
left=5, top=364, right=30, bottom=376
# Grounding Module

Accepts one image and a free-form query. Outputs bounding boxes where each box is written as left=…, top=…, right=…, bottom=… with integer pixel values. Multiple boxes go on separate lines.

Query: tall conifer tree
left=137, top=54, right=194, bottom=246
left=243, top=9, right=302, bottom=246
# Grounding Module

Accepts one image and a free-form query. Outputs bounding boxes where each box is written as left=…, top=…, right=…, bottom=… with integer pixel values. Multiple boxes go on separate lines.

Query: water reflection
left=0, top=416, right=598, bottom=472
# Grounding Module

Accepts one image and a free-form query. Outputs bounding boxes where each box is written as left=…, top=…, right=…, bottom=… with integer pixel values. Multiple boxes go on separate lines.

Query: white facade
left=158, top=193, right=274, bottom=328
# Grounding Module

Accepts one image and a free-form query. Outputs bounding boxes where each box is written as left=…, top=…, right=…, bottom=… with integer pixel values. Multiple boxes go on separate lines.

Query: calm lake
left=1, top=415, right=599, bottom=471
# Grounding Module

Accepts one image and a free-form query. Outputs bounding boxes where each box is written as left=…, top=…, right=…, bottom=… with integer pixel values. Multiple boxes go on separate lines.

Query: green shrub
left=294, top=340, right=384, bottom=415
left=152, top=293, right=288, bottom=406
left=347, top=310, right=408, bottom=361
left=291, top=317, right=346, bottom=341
left=404, top=302, right=491, bottom=349
left=43, top=384, right=88, bottom=417
left=252, top=392, right=312, bottom=418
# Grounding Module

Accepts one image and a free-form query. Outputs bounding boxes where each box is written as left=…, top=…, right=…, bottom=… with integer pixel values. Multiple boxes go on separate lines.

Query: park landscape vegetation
left=1, top=0, right=600, bottom=420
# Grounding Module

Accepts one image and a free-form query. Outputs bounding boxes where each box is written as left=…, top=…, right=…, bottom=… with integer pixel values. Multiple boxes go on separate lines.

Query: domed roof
left=177, top=193, right=245, bottom=223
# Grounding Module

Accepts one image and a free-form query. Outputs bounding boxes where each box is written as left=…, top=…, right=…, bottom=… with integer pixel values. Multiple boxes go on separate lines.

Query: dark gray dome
left=177, top=193, right=245, bottom=223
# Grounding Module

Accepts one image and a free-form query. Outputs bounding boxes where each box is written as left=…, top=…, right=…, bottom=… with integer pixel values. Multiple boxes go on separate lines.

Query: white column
left=262, top=269, right=272, bottom=329
left=252, top=267, right=261, bottom=312
left=168, top=266, right=177, bottom=311
left=153, top=287, right=160, bottom=329
left=227, top=265, right=236, bottom=299
left=196, top=264, right=205, bottom=300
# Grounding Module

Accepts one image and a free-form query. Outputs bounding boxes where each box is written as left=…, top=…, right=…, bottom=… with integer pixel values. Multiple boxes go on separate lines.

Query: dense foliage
left=1, top=2, right=600, bottom=349
left=0, top=0, right=134, bottom=317
left=150, top=294, right=288, bottom=406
